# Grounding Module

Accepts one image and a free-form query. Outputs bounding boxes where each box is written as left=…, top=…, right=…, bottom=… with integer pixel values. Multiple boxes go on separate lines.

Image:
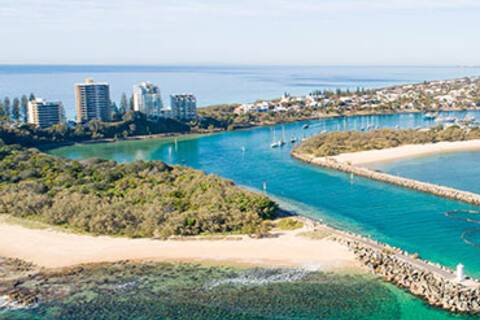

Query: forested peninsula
left=0, top=141, right=278, bottom=238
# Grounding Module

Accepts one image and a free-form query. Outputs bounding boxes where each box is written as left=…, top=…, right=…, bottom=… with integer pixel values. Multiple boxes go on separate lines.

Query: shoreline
left=0, top=216, right=358, bottom=272
left=2, top=214, right=480, bottom=313
left=331, top=139, right=480, bottom=166
left=41, top=108, right=478, bottom=152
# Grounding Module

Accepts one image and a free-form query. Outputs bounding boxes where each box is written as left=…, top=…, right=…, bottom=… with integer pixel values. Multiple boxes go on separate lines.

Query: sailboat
left=271, top=128, right=280, bottom=148
left=279, top=126, right=286, bottom=146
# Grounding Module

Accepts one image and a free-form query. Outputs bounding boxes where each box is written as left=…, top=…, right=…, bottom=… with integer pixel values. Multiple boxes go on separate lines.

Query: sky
left=0, top=0, right=479, bottom=65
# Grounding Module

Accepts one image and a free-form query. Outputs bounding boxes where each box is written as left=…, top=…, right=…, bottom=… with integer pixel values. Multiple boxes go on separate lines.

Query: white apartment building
left=28, top=98, right=65, bottom=128
left=133, top=82, right=171, bottom=118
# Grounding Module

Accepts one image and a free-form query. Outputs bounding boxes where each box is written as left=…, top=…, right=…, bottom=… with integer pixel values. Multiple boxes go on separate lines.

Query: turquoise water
left=47, top=112, right=480, bottom=319
left=10, top=65, right=480, bottom=318
left=50, top=111, right=480, bottom=278
left=1, top=263, right=471, bottom=320
left=373, top=151, right=480, bottom=195
left=1, top=65, right=480, bottom=119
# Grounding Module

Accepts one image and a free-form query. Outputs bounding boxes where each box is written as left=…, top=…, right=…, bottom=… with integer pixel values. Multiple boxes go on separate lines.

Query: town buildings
left=75, top=79, right=111, bottom=123
left=133, top=82, right=171, bottom=118
left=27, top=98, right=65, bottom=128
left=170, top=94, right=197, bottom=120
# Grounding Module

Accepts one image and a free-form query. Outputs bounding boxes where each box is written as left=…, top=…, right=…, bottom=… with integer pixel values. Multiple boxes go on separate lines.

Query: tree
left=3, top=97, right=11, bottom=119
left=119, top=93, right=128, bottom=114
left=21, top=95, right=29, bottom=123
left=12, top=98, right=20, bottom=121
left=111, top=102, right=120, bottom=121
left=129, top=95, right=135, bottom=112
left=88, top=119, right=105, bottom=139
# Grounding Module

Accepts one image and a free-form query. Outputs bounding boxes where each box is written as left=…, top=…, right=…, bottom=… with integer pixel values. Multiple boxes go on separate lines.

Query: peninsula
left=3, top=127, right=480, bottom=314
left=292, top=126, right=480, bottom=206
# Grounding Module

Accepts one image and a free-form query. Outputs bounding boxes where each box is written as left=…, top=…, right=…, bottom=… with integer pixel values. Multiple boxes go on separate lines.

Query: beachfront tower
left=75, top=78, right=111, bottom=123
left=170, top=94, right=197, bottom=121
left=133, top=82, right=170, bottom=118
left=27, top=98, right=65, bottom=128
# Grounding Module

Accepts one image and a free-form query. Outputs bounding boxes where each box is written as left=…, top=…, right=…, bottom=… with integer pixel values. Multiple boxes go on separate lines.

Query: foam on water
left=204, top=268, right=313, bottom=289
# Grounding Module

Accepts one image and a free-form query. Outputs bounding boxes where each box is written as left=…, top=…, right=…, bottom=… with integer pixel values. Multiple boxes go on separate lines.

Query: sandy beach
left=331, top=139, right=480, bottom=166
left=0, top=220, right=357, bottom=271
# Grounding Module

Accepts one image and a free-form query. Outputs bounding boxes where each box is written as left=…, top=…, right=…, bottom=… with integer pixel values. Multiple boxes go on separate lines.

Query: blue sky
left=0, top=0, right=479, bottom=65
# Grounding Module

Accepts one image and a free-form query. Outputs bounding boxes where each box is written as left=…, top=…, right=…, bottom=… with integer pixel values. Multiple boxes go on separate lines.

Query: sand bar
left=0, top=221, right=357, bottom=271
left=332, top=139, right=480, bottom=166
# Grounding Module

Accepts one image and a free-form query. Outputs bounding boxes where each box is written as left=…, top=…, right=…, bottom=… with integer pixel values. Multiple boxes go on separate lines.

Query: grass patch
left=298, top=229, right=332, bottom=240
left=274, top=218, right=304, bottom=231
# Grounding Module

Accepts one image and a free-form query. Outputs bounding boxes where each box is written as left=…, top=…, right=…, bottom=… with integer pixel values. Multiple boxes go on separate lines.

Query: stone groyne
left=332, top=232, right=480, bottom=314
left=292, top=151, right=480, bottom=206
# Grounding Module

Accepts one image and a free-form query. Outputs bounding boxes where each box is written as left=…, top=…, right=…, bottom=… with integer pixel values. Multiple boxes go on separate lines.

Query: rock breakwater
left=333, top=233, right=480, bottom=314
left=292, top=151, right=480, bottom=206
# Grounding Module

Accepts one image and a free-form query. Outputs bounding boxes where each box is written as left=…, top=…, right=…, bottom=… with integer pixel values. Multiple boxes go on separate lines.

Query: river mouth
left=47, top=112, right=480, bottom=278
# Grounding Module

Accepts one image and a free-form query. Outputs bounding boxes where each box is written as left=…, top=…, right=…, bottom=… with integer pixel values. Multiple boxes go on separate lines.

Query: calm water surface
left=48, top=112, right=480, bottom=319
left=8, top=65, right=480, bottom=319
left=373, top=152, right=480, bottom=195
left=50, top=111, right=480, bottom=276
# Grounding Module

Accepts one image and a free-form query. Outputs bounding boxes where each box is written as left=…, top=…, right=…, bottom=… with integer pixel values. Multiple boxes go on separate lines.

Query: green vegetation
left=0, top=112, right=191, bottom=148
left=198, top=104, right=332, bottom=130
left=275, top=217, right=304, bottom=231
left=295, top=126, right=480, bottom=157
left=0, top=142, right=278, bottom=238
left=1, top=261, right=402, bottom=320
left=299, top=229, right=333, bottom=240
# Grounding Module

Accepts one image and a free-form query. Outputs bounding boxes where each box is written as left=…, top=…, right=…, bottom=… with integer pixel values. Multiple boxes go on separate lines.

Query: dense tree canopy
left=0, top=112, right=191, bottom=148
left=0, top=142, right=278, bottom=238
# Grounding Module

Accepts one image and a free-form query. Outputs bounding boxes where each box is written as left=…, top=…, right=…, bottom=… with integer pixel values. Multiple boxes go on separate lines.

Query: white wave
left=204, top=268, right=314, bottom=290
left=0, top=295, right=38, bottom=312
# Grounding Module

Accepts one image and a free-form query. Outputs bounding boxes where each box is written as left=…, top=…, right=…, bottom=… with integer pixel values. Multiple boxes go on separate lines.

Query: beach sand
left=0, top=220, right=358, bottom=271
left=331, top=139, right=480, bottom=166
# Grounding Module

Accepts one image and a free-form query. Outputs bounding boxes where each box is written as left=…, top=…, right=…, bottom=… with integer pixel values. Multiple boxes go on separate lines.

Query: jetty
left=292, top=151, right=480, bottom=207
left=312, top=221, right=480, bottom=314
left=292, top=152, right=480, bottom=313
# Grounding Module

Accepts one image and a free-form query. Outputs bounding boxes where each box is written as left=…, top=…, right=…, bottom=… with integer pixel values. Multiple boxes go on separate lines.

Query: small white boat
left=303, top=124, right=310, bottom=129
left=435, top=116, right=457, bottom=124
left=271, top=128, right=280, bottom=148
left=423, top=113, right=437, bottom=120
left=462, top=115, right=476, bottom=124
left=290, top=137, right=297, bottom=143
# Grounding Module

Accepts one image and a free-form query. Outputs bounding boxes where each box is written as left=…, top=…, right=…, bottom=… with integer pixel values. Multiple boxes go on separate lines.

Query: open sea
left=1, top=65, right=480, bottom=119
left=3, top=65, right=480, bottom=319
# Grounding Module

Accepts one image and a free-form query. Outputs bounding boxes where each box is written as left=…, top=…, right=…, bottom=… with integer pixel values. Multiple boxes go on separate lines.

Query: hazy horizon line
left=0, top=64, right=479, bottom=68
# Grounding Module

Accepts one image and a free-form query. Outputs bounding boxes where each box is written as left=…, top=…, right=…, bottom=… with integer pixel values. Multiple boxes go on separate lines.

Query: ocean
left=1, top=65, right=479, bottom=119
left=4, top=65, right=480, bottom=319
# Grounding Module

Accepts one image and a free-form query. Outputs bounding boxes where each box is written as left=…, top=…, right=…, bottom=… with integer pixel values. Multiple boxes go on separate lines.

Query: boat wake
left=445, top=210, right=480, bottom=248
